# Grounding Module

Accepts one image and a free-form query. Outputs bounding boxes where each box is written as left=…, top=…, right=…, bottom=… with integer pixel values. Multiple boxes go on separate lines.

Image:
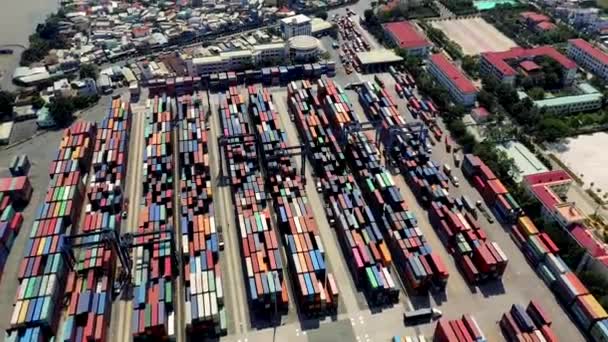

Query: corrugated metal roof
left=496, top=141, right=548, bottom=182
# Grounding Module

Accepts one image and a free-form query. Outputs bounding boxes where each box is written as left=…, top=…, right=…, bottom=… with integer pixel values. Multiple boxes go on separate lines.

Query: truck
left=403, top=308, right=443, bottom=325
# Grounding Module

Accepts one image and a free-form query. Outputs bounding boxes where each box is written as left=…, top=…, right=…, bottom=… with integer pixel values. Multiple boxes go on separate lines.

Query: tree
left=537, top=116, right=572, bottom=142
left=31, top=95, right=45, bottom=110
left=461, top=55, right=479, bottom=78
left=48, top=96, right=75, bottom=127
left=79, top=63, right=99, bottom=80
left=0, top=91, right=15, bottom=115
left=528, top=87, right=545, bottom=100
left=364, top=9, right=376, bottom=24
left=477, top=90, right=496, bottom=110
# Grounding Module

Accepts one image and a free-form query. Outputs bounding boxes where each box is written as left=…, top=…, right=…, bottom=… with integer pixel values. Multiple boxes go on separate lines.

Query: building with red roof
left=480, top=46, right=577, bottom=86
left=567, top=38, right=608, bottom=82
left=383, top=21, right=431, bottom=57
left=520, top=11, right=552, bottom=24
left=523, top=170, right=585, bottom=228
left=570, top=224, right=608, bottom=258
left=428, top=53, right=477, bottom=106
left=520, top=60, right=541, bottom=73
left=535, top=21, right=557, bottom=32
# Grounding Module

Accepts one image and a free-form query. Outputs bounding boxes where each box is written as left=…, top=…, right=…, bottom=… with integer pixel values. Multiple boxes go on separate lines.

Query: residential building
left=72, top=78, right=98, bottom=97
left=480, top=46, right=577, bottom=85
left=382, top=21, right=431, bottom=57
left=428, top=53, right=477, bottom=106
left=567, top=38, right=608, bottom=82
left=280, top=14, right=312, bottom=39
left=53, top=78, right=73, bottom=98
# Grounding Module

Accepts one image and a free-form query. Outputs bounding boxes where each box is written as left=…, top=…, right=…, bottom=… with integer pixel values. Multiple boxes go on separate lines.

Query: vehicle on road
left=122, top=211, right=128, bottom=219
left=403, top=308, right=443, bottom=325
left=219, top=232, right=225, bottom=250
left=451, top=175, right=460, bottom=187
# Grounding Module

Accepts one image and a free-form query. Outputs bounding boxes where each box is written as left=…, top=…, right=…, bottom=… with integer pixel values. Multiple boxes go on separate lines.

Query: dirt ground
left=430, top=17, right=518, bottom=55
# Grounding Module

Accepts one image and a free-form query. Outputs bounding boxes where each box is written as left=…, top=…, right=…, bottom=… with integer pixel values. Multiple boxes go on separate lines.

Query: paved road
left=110, top=90, right=147, bottom=342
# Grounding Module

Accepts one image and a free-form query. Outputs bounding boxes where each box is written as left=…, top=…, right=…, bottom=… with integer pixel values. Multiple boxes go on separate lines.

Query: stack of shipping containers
left=176, top=93, right=226, bottom=335
left=357, top=81, right=508, bottom=284
left=7, top=122, right=95, bottom=341
left=248, top=86, right=338, bottom=315
left=0, top=186, right=26, bottom=277
left=60, top=98, right=130, bottom=341
left=131, top=95, right=176, bottom=339
left=287, top=80, right=398, bottom=304
left=219, top=87, right=288, bottom=313
left=316, top=79, right=448, bottom=292
left=500, top=301, right=558, bottom=342
left=433, top=314, right=487, bottom=342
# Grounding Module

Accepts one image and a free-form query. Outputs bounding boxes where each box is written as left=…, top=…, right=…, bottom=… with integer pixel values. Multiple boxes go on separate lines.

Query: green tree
left=461, top=55, right=479, bottom=79
left=477, top=90, right=496, bottom=110
left=364, top=9, right=376, bottom=23
left=0, top=91, right=15, bottom=115
left=79, top=63, right=99, bottom=80
left=48, top=96, right=75, bottom=127
left=537, top=116, right=572, bottom=142
left=528, top=87, right=545, bottom=100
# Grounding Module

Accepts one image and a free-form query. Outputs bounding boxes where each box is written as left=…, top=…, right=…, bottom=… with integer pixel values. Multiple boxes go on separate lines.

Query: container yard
left=248, top=86, right=339, bottom=316
left=6, top=121, right=95, bottom=341
left=131, top=94, right=177, bottom=339
left=433, top=315, right=487, bottom=342
left=60, top=98, right=131, bottom=342
left=356, top=79, right=509, bottom=284
left=176, top=92, right=227, bottom=336
left=218, top=87, right=289, bottom=316
left=334, top=15, right=371, bottom=74
left=288, top=80, right=400, bottom=306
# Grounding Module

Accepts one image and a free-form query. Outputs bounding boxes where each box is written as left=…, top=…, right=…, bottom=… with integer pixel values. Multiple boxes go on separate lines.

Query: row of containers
left=287, top=79, right=401, bottom=304
left=462, top=153, right=608, bottom=341
left=500, top=301, right=557, bottom=342
left=176, top=92, right=227, bottom=335
left=357, top=79, right=509, bottom=284
left=131, top=95, right=177, bottom=339
left=60, top=97, right=131, bottom=341
left=0, top=187, right=25, bottom=280
left=7, top=121, right=96, bottom=341
left=146, top=63, right=336, bottom=96
left=433, top=314, right=487, bottom=342
left=247, top=86, right=338, bottom=316
left=388, top=67, right=440, bottom=136
left=218, top=87, right=289, bottom=314
left=287, top=78, right=449, bottom=299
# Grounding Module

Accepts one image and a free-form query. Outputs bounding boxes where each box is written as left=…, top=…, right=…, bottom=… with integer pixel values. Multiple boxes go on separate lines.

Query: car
left=122, top=211, right=128, bottom=219
left=451, top=176, right=460, bottom=187
left=332, top=41, right=339, bottom=49
left=219, top=232, right=225, bottom=250
left=316, top=180, right=323, bottom=192
left=476, top=200, right=482, bottom=208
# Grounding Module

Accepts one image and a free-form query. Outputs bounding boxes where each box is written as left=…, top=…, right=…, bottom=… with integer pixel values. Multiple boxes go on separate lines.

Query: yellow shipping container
left=517, top=216, right=539, bottom=236
left=584, top=295, right=608, bottom=319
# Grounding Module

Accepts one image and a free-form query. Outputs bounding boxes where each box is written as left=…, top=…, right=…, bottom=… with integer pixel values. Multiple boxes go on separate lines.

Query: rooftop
left=534, top=92, right=603, bottom=108
left=569, top=38, right=608, bottom=65
left=383, top=21, right=430, bottom=50
left=281, top=14, right=311, bottom=25
left=311, top=18, right=333, bottom=33
left=288, top=35, right=320, bottom=50
left=523, top=170, right=571, bottom=186
left=430, top=53, right=477, bottom=94
left=520, top=11, right=552, bottom=24
left=520, top=60, right=541, bottom=72
left=356, top=49, right=403, bottom=65
left=482, top=46, right=577, bottom=77
left=536, top=22, right=557, bottom=31
left=570, top=224, right=608, bottom=257
left=554, top=202, right=585, bottom=223
left=496, top=140, right=549, bottom=182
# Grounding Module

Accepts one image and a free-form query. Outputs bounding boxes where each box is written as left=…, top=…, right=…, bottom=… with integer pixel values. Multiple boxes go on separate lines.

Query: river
left=0, top=0, right=60, bottom=91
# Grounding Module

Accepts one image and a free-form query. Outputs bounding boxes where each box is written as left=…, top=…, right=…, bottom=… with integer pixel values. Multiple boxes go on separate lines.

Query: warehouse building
left=567, top=38, right=608, bottom=82
left=280, top=14, right=312, bottom=39
left=382, top=21, right=431, bottom=57
left=496, top=140, right=549, bottom=183
left=428, top=53, right=477, bottom=106
left=525, top=82, right=604, bottom=115
left=355, top=49, right=403, bottom=73
left=480, top=46, right=577, bottom=85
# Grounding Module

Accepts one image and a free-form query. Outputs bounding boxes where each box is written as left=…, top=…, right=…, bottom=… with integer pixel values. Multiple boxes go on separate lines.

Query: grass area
left=597, top=0, right=608, bottom=9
